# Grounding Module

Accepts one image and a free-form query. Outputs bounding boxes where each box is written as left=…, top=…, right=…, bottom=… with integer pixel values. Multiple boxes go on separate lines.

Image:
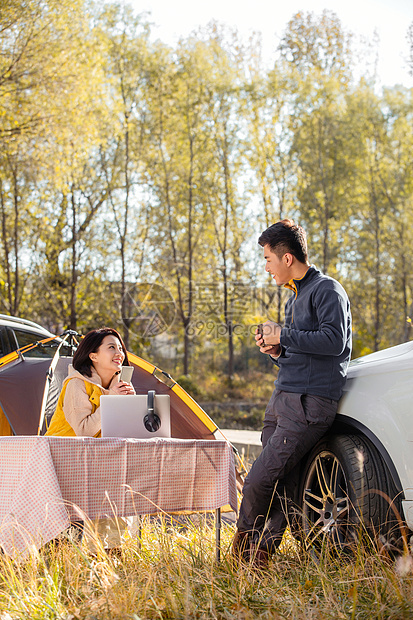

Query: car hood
left=346, top=340, right=413, bottom=381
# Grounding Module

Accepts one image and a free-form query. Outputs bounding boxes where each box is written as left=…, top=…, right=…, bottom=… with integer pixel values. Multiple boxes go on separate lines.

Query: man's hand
left=260, top=343, right=282, bottom=357
left=255, top=321, right=282, bottom=357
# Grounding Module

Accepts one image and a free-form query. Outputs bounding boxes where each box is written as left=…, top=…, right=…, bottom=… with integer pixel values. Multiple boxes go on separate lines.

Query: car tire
left=296, top=434, right=404, bottom=553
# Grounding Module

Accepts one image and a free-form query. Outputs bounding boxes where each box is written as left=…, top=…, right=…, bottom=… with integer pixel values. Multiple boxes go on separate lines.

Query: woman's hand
left=109, top=381, right=136, bottom=396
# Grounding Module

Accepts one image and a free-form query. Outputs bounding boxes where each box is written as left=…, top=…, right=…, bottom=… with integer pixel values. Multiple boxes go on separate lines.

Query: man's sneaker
left=244, top=543, right=269, bottom=571
left=231, top=530, right=250, bottom=565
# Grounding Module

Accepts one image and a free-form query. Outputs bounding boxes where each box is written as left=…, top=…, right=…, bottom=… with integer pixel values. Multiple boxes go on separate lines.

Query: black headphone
left=143, top=390, right=161, bottom=432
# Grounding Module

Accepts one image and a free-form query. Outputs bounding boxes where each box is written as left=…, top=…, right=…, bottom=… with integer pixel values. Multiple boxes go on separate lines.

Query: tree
left=146, top=39, right=216, bottom=374
left=340, top=83, right=394, bottom=353
left=279, top=11, right=354, bottom=276
left=0, top=0, right=97, bottom=143
left=375, top=87, right=413, bottom=343
left=244, top=63, right=297, bottom=323
left=0, top=145, right=38, bottom=315
left=96, top=3, right=152, bottom=348
left=0, top=0, right=108, bottom=327
left=200, top=26, right=249, bottom=380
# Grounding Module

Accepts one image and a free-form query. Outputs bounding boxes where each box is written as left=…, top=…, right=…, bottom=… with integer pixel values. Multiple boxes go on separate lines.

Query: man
left=233, top=219, right=352, bottom=568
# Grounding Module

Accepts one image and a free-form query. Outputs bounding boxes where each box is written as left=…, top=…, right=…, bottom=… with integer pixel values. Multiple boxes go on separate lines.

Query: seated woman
left=46, top=327, right=135, bottom=437
left=46, top=327, right=136, bottom=550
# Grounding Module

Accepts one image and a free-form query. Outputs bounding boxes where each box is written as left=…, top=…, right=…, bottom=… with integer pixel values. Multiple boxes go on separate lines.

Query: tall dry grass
left=0, top=517, right=412, bottom=619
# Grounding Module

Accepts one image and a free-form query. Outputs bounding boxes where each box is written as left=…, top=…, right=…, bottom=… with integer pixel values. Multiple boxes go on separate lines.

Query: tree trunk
left=0, top=182, right=12, bottom=314
left=183, top=133, right=194, bottom=375
left=322, top=209, right=330, bottom=275
left=373, top=200, right=381, bottom=352
left=69, top=190, right=77, bottom=331
left=121, top=115, right=130, bottom=349
left=12, top=167, right=19, bottom=315
left=222, top=135, right=234, bottom=381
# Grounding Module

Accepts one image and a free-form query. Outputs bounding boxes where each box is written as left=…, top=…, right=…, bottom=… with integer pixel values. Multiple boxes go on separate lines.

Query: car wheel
left=297, top=434, right=404, bottom=552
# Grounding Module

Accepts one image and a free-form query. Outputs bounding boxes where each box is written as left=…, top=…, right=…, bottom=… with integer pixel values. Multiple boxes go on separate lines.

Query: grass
left=0, top=518, right=412, bottom=619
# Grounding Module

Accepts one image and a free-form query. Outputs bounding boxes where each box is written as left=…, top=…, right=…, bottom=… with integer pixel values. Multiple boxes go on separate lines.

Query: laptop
left=100, top=393, right=171, bottom=439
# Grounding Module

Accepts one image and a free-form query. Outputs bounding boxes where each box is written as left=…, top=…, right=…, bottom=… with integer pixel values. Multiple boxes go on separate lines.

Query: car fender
left=329, top=413, right=403, bottom=497
left=338, top=367, right=413, bottom=503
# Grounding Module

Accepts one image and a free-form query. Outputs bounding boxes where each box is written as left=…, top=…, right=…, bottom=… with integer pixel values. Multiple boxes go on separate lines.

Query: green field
left=0, top=518, right=412, bottom=619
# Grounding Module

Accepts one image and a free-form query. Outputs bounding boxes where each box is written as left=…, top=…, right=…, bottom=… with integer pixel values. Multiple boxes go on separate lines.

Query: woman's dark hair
left=258, top=218, right=308, bottom=264
left=72, top=327, right=130, bottom=378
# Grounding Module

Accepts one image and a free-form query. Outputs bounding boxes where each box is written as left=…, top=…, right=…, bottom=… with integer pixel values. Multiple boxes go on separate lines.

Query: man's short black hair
left=258, top=219, right=308, bottom=264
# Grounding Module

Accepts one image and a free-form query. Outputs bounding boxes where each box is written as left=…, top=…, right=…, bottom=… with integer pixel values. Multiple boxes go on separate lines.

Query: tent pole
left=37, top=331, right=78, bottom=435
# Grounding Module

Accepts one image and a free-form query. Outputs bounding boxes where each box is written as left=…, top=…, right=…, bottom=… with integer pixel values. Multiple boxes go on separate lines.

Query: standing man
left=233, top=219, right=352, bottom=568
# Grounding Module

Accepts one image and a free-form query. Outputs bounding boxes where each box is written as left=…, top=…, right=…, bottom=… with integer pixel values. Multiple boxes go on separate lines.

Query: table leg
left=215, top=508, right=221, bottom=562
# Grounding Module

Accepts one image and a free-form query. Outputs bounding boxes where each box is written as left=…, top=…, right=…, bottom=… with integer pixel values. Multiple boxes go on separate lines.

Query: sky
left=132, top=0, right=413, bottom=89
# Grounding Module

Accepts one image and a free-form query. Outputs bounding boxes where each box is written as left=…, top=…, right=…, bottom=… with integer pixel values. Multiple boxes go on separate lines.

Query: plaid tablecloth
left=0, top=436, right=237, bottom=556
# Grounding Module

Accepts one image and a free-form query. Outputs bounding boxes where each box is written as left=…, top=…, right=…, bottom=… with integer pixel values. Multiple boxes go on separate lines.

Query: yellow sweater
left=45, top=366, right=118, bottom=437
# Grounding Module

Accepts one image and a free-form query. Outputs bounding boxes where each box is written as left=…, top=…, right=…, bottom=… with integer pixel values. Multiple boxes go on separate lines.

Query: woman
left=46, top=327, right=135, bottom=437
left=46, top=327, right=136, bottom=551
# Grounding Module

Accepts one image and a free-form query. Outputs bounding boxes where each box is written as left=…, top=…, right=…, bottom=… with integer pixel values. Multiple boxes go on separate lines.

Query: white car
left=0, top=315, right=72, bottom=359
left=295, top=341, right=413, bottom=551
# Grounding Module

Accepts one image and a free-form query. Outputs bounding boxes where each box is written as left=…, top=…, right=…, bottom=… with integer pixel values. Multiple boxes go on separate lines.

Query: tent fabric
left=0, top=358, right=53, bottom=435
left=0, top=406, right=11, bottom=436
left=0, top=346, right=221, bottom=442
left=127, top=352, right=218, bottom=440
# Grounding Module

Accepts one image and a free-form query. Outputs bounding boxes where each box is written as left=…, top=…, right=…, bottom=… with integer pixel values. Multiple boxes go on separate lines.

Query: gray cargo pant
left=237, top=389, right=337, bottom=553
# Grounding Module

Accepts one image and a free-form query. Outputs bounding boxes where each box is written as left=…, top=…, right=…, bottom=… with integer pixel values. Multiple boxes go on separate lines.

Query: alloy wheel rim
left=302, top=450, right=350, bottom=547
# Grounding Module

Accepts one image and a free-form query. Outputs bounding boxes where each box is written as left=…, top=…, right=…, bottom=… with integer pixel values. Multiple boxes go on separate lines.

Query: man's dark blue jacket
left=274, top=266, right=352, bottom=401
